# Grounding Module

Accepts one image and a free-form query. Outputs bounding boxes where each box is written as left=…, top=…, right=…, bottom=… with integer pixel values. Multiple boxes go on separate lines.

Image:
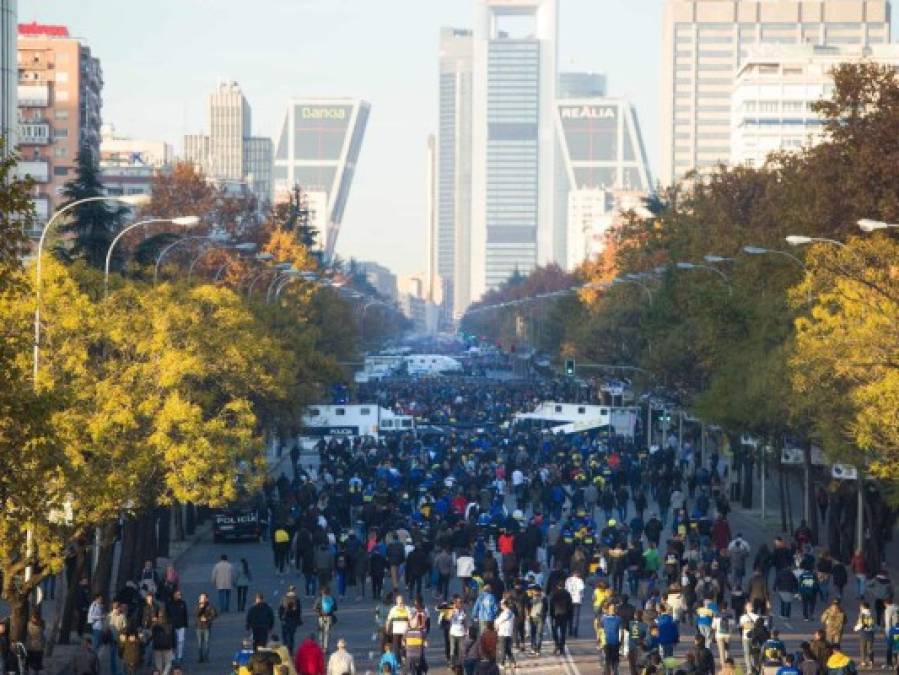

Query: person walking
left=549, top=582, right=573, bottom=655
left=25, top=609, right=46, bottom=675
left=86, top=594, right=106, bottom=653
left=195, top=592, right=218, bottom=663
left=279, top=586, right=303, bottom=656
left=565, top=571, right=585, bottom=638
left=326, top=639, right=355, bottom=675
left=120, top=631, right=142, bottom=675
left=72, top=637, right=100, bottom=675
left=495, top=598, right=516, bottom=667
left=313, top=586, right=337, bottom=652
left=599, top=604, right=623, bottom=675
left=246, top=593, right=276, bottom=650
left=167, top=589, right=188, bottom=665
left=853, top=600, right=875, bottom=668
left=822, top=598, right=848, bottom=646
left=149, top=608, right=174, bottom=675
left=108, top=601, right=128, bottom=675
left=385, top=594, right=411, bottom=657
left=236, top=558, right=252, bottom=612
left=211, top=554, right=236, bottom=612
left=472, top=584, right=498, bottom=634
left=274, top=526, right=292, bottom=575
left=295, top=634, right=325, bottom=675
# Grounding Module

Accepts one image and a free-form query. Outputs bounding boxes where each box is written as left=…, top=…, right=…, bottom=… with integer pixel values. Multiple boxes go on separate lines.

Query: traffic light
left=565, top=358, right=576, bottom=376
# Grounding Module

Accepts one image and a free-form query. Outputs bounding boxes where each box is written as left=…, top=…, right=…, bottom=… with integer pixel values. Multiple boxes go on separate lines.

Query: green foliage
left=57, top=146, right=128, bottom=269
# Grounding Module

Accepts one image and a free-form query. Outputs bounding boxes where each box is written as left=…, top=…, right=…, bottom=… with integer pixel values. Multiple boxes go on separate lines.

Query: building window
left=54, top=110, right=69, bottom=120
left=53, top=166, right=68, bottom=176
left=54, top=146, right=66, bottom=158
left=54, top=128, right=69, bottom=138
left=758, top=101, right=779, bottom=113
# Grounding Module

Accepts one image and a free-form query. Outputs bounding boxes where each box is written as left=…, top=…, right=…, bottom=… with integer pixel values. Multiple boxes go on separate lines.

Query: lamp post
left=153, top=234, right=235, bottom=284
left=857, top=218, right=899, bottom=232
left=214, top=251, right=273, bottom=284
left=187, top=242, right=256, bottom=283
left=612, top=277, right=654, bottom=303
left=742, top=245, right=812, bottom=304
left=674, top=261, right=733, bottom=295
left=104, top=216, right=199, bottom=299
left=29, top=193, right=150, bottom=585
left=247, top=262, right=293, bottom=297
left=33, top=194, right=149, bottom=385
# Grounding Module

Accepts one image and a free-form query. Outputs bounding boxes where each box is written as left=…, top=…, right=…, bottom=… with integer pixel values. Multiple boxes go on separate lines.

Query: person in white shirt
left=738, top=602, right=760, bottom=675
left=565, top=572, right=586, bottom=637
left=87, top=594, right=106, bottom=652
left=456, top=552, right=475, bottom=602
left=495, top=598, right=516, bottom=667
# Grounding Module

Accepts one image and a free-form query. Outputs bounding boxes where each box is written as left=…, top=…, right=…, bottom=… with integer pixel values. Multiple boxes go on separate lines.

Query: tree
left=57, top=145, right=128, bottom=269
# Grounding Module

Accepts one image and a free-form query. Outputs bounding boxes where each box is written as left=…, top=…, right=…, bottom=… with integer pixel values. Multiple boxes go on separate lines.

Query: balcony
left=18, top=122, right=51, bottom=145
left=17, top=83, right=50, bottom=107
left=15, top=160, right=49, bottom=183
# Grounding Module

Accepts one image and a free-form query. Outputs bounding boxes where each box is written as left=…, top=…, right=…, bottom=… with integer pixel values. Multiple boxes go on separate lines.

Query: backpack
left=321, top=595, right=335, bottom=615
left=800, top=574, right=816, bottom=592
left=717, top=616, right=732, bottom=636
left=750, top=622, right=770, bottom=646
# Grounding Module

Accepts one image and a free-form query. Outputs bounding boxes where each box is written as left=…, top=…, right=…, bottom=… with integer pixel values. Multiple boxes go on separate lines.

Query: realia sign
left=560, top=106, right=616, bottom=120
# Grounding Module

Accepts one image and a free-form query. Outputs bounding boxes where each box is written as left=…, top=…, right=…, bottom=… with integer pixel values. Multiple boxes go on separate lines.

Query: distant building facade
left=1, top=0, right=15, bottom=153
left=358, top=260, right=398, bottom=301
left=17, top=22, right=102, bottom=226
left=272, top=98, right=370, bottom=261
left=555, top=95, right=652, bottom=270
left=470, top=0, right=559, bottom=299
left=99, top=124, right=173, bottom=198
left=660, top=0, right=890, bottom=186
left=183, top=81, right=272, bottom=206
left=732, top=43, right=899, bottom=167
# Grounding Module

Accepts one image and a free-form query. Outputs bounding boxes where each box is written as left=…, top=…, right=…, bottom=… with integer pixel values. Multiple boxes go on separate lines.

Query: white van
left=300, top=404, right=415, bottom=440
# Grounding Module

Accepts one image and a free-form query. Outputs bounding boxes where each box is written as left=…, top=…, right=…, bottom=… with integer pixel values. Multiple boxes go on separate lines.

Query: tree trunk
left=46, top=566, right=69, bottom=657
left=115, top=517, right=139, bottom=591
left=174, top=502, right=185, bottom=542
left=185, top=503, right=196, bottom=536
left=58, top=540, right=87, bottom=645
left=741, top=452, right=754, bottom=509
left=8, top=592, right=30, bottom=643
left=92, top=521, right=118, bottom=599
left=157, top=507, right=170, bottom=558
left=778, top=457, right=788, bottom=533
left=805, top=447, right=819, bottom=544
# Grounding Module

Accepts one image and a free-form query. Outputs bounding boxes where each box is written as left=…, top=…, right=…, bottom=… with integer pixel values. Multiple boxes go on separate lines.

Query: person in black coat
left=246, top=593, right=275, bottom=649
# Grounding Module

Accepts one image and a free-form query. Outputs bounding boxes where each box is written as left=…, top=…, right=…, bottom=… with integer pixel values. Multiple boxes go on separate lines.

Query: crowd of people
left=12, top=367, right=894, bottom=675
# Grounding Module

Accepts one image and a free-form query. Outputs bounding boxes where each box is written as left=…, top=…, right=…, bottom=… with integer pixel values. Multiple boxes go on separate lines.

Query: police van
left=300, top=404, right=415, bottom=440
left=514, top=401, right=639, bottom=438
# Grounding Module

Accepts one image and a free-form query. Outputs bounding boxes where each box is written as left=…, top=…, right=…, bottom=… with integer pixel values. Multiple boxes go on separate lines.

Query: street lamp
left=785, top=235, right=846, bottom=248
left=858, top=218, right=899, bottom=232
left=214, top=250, right=272, bottom=283
left=187, top=241, right=256, bottom=283
left=674, top=261, right=733, bottom=294
left=611, top=277, right=654, bottom=303
left=104, top=216, right=199, bottom=298
left=266, top=268, right=300, bottom=303
left=153, top=233, right=234, bottom=284
left=703, top=254, right=734, bottom=264
left=33, top=193, right=150, bottom=384
left=246, top=262, right=293, bottom=297
left=742, top=245, right=806, bottom=268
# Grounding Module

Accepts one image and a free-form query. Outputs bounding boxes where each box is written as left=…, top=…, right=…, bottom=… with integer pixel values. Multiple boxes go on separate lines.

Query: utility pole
left=857, top=475, right=864, bottom=553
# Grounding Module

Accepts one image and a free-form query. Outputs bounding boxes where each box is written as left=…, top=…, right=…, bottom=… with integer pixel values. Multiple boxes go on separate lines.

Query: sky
left=22, top=0, right=664, bottom=276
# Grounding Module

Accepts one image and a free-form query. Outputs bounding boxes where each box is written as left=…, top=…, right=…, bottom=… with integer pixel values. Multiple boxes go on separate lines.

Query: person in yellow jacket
left=273, top=527, right=291, bottom=575
left=593, top=581, right=613, bottom=615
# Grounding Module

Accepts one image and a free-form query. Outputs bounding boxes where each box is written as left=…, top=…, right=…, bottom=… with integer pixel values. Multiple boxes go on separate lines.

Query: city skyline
left=19, top=0, right=663, bottom=278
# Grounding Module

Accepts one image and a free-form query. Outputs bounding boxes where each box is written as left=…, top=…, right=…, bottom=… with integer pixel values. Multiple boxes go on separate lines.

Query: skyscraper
left=183, top=81, right=272, bottom=205
left=470, top=0, right=558, bottom=302
left=272, top=98, right=370, bottom=261
left=660, top=0, right=890, bottom=186
left=436, top=27, right=474, bottom=318
left=555, top=96, right=653, bottom=269
left=1, top=0, right=15, bottom=154
left=17, top=22, right=102, bottom=226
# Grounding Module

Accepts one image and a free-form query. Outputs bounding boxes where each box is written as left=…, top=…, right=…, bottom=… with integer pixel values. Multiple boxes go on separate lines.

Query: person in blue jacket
left=657, top=609, right=680, bottom=657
